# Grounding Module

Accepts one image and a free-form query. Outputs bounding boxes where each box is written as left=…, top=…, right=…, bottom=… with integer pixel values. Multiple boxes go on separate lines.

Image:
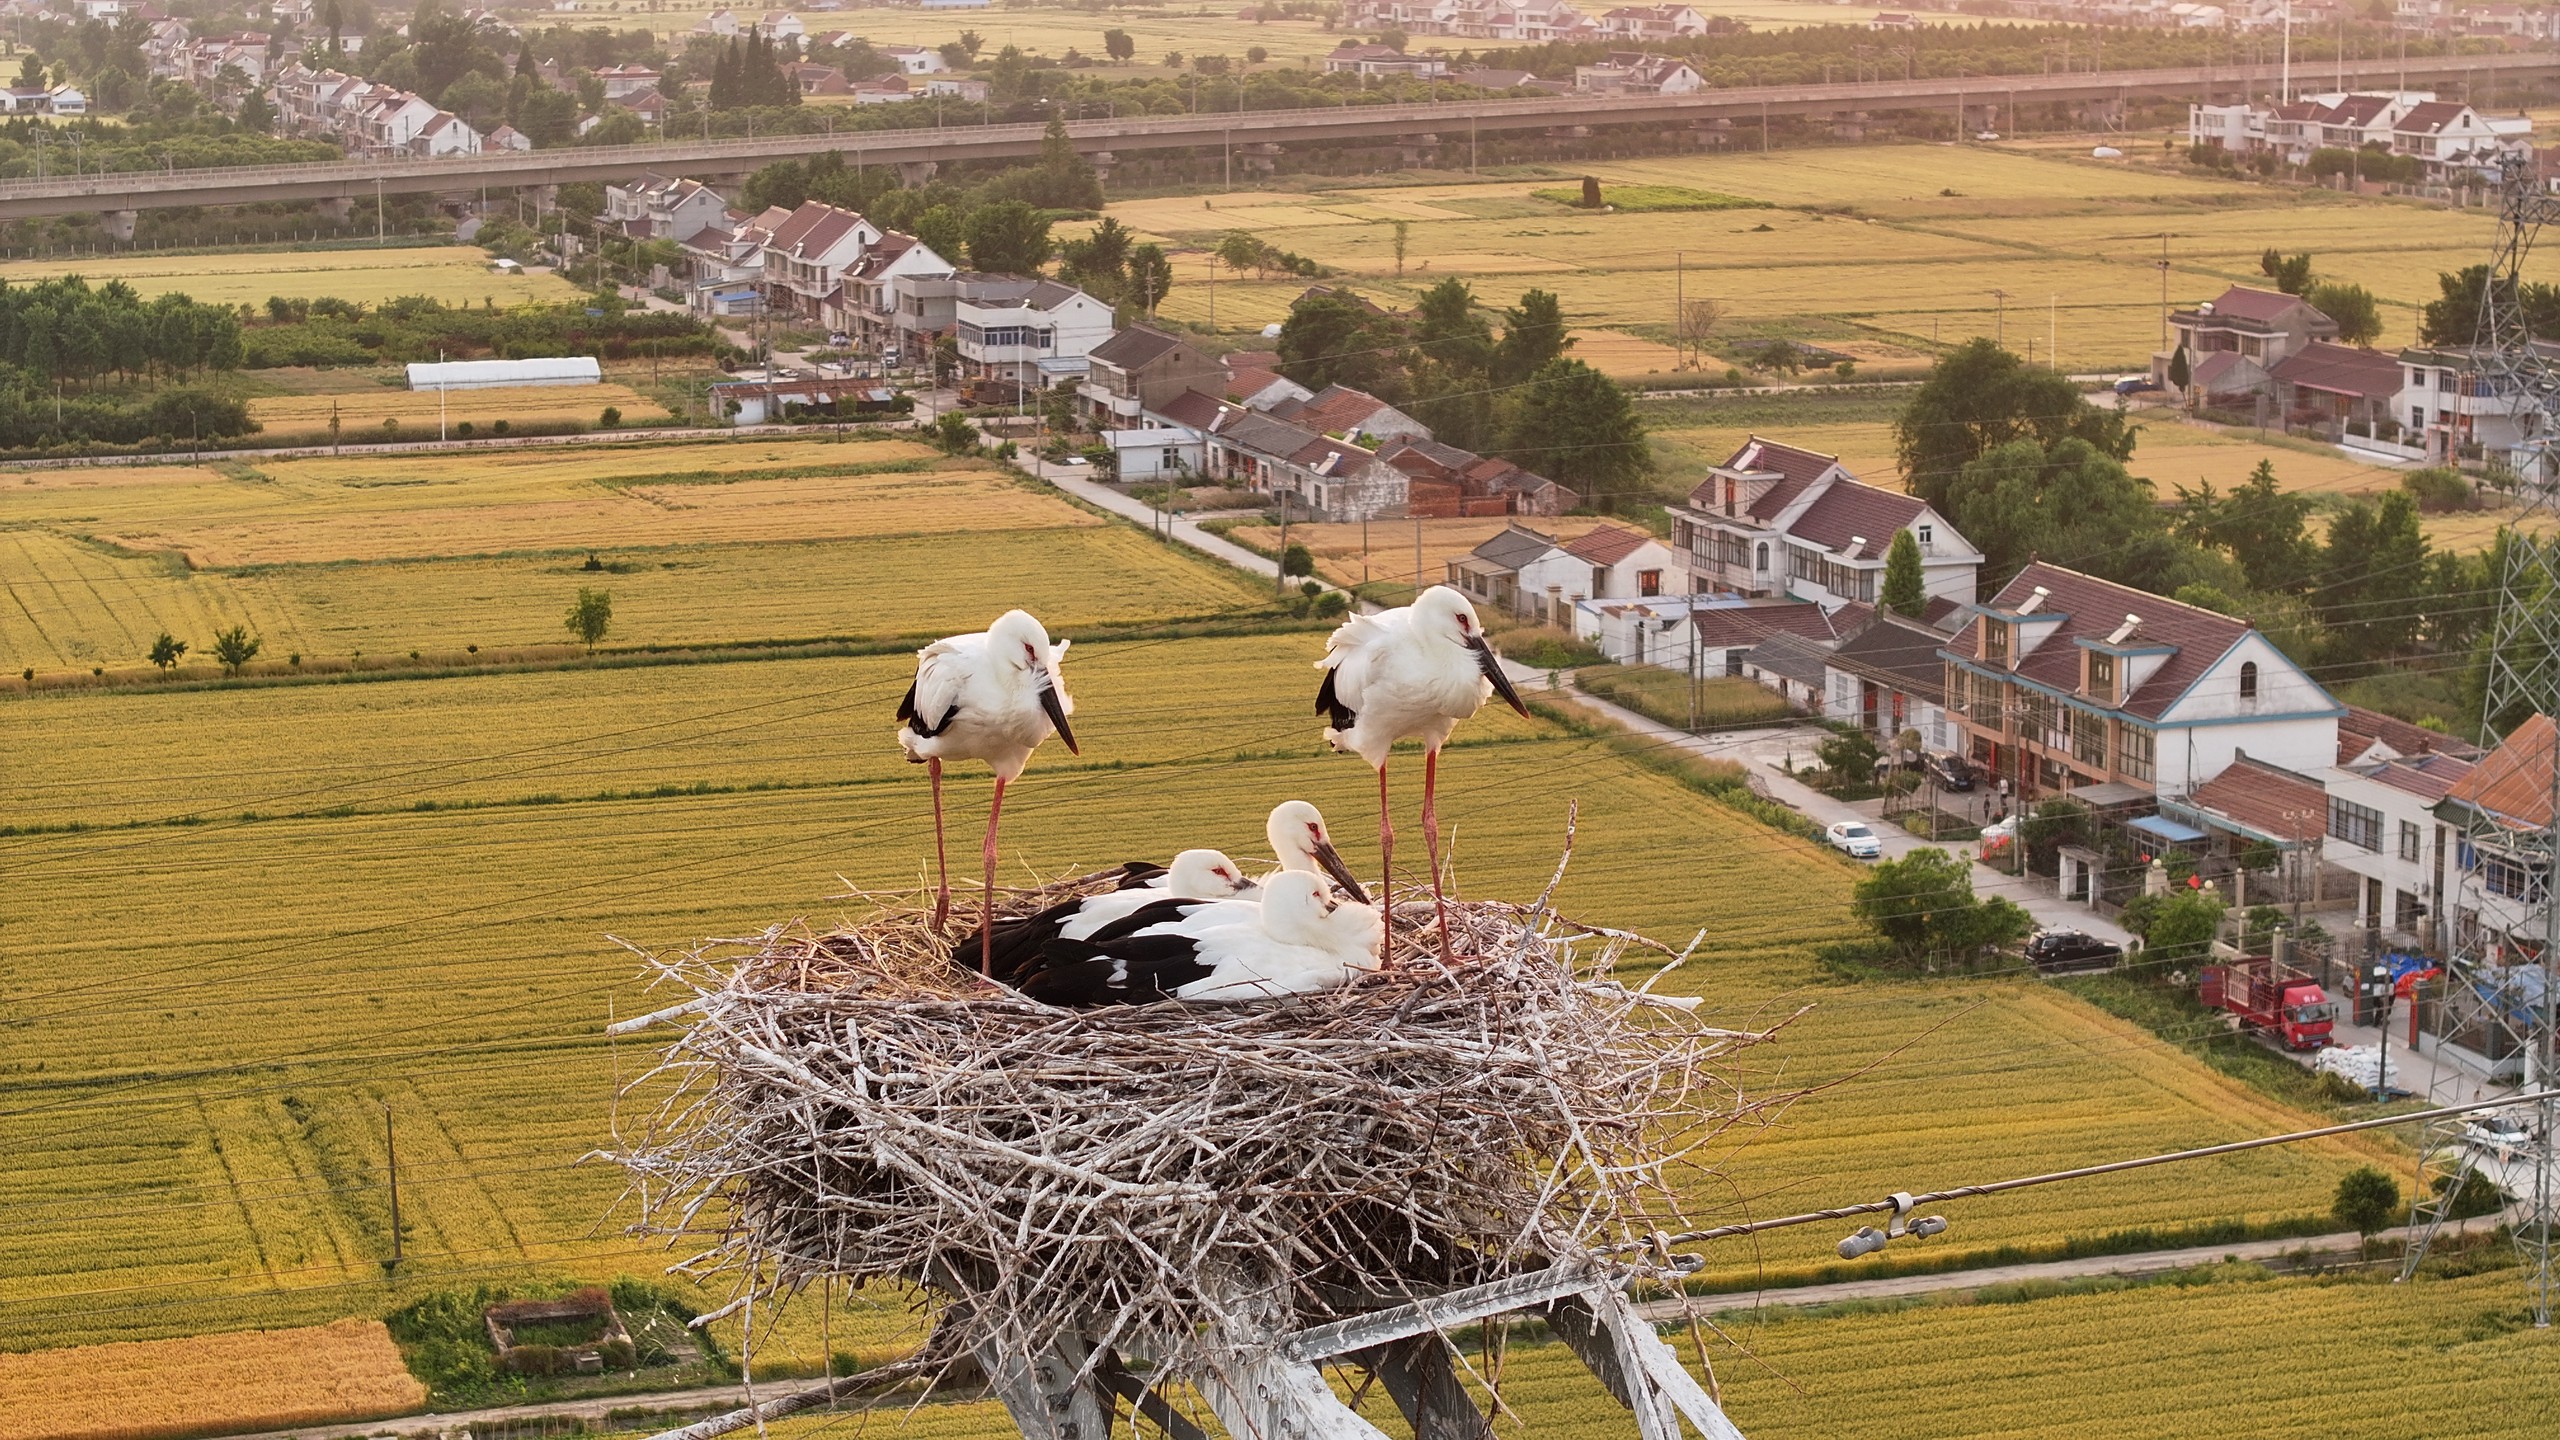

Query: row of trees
left=0, top=277, right=243, bottom=388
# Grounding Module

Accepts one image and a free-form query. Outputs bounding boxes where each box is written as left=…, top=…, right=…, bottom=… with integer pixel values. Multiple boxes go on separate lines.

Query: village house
left=595, top=63, right=661, bottom=99
left=879, top=43, right=948, bottom=74
left=604, top=174, right=730, bottom=242
left=1447, top=522, right=1673, bottom=622
left=2394, top=341, right=2557, bottom=468
left=2156, top=284, right=2339, bottom=399
left=2269, top=340, right=2407, bottom=450
left=1572, top=51, right=1704, bottom=95
left=1379, top=437, right=1574, bottom=517
left=1823, top=612, right=1961, bottom=755
left=1942, top=561, right=2345, bottom=808
left=1321, top=42, right=1450, bottom=78
left=835, top=231, right=954, bottom=357
left=1154, top=392, right=1410, bottom=521
left=1596, top=4, right=1709, bottom=39
left=1266, top=385, right=1429, bottom=447
left=1079, top=325, right=1228, bottom=431
left=953, top=280, right=1117, bottom=391
left=760, top=201, right=881, bottom=320
left=1670, top=435, right=1979, bottom=613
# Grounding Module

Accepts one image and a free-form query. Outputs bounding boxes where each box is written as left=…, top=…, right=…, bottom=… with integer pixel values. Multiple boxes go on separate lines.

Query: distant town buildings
left=2188, top=90, right=2534, bottom=181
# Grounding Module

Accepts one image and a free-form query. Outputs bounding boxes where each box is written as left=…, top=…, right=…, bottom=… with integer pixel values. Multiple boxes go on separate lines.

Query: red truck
left=2201, top=959, right=2337, bottom=1051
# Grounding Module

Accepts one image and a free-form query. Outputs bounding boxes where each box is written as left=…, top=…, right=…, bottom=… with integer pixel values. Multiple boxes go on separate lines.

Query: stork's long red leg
left=1377, top=762, right=1393, bottom=920
left=980, top=775, right=1007, bottom=978
left=928, top=756, right=950, bottom=930
left=1423, top=746, right=1452, bottom=965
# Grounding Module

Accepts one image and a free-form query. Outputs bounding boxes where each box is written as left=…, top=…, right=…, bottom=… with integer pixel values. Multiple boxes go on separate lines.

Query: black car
left=1924, top=752, right=1977, bottom=792
left=2027, top=929, right=2124, bottom=973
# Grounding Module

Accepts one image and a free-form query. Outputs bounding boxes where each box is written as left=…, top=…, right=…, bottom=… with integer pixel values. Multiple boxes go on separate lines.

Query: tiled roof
left=1746, top=631, right=1832, bottom=689
left=2362, top=751, right=2475, bottom=802
left=1213, top=409, right=1321, bottom=460
left=2190, top=350, right=2260, bottom=392
left=2272, top=341, right=2403, bottom=399
left=1721, top=434, right=1841, bottom=487
left=771, top=201, right=865, bottom=258
left=1274, top=385, right=1398, bottom=436
left=2397, top=99, right=2473, bottom=133
left=1470, top=524, right=1563, bottom=571
left=2186, top=753, right=2330, bottom=843
left=2445, top=713, right=2559, bottom=831
left=1288, top=433, right=1377, bottom=475
left=1826, top=613, right=1950, bottom=700
left=2195, top=285, right=2310, bottom=325
left=1786, top=480, right=1928, bottom=557
left=2338, top=704, right=2480, bottom=765
left=1226, top=366, right=1290, bottom=402
left=1379, top=436, right=1475, bottom=477
left=1952, top=561, right=2262, bottom=723
left=1088, top=324, right=1188, bottom=370
left=1155, top=389, right=1227, bottom=428
left=2321, top=93, right=2395, bottom=126
left=1689, top=601, right=1856, bottom=649
left=1564, top=524, right=1653, bottom=566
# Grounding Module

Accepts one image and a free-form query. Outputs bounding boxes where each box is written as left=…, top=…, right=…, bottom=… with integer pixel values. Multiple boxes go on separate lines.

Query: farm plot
left=245, top=383, right=670, bottom=436
left=0, top=638, right=2395, bottom=1350
left=1122, top=144, right=2427, bottom=366
left=0, top=1318, right=424, bottom=1440
left=0, top=245, right=578, bottom=308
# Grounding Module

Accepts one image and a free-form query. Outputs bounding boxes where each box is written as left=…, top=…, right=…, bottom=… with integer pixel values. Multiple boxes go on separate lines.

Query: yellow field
left=1120, top=143, right=2472, bottom=367
left=0, top=245, right=579, bottom=307
left=0, top=439, right=1273, bottom=669
left=585, top=1267, right=2560, bottom=1440
left=0, top=636, right=2401, bottom=1355
left=246, top=383, right=670, bottom=435
left=0, top=1317, right=424, bottom=1440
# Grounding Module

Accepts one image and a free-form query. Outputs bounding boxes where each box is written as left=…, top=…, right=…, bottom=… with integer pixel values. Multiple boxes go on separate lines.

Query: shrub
left=599, top=406, right=623, bottom=428
left=456, top=420, right=474, bottom=437
left=600, top=1338, right=637, bottom=1370
left=501, top=1343, right=564, bottom=1376
left=493, top=418, right=511, bottom=434
left=2401, top=466, right=2471, bottom=514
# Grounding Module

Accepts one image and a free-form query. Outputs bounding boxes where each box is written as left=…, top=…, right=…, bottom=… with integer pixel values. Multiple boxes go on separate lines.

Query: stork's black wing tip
left=895, top=679, right=918, bottom=723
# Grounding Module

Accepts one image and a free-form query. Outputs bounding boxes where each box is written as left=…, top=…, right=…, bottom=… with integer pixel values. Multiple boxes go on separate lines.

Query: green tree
left=1816, top=727, right=1881, bottom=788
left=2176, top=460, right=2319, bottom=594
left=1392, top=219, right=1410, bottom=278
left=1881, top=528, right=1927, bottom=618
left=1281, top=542, right=1314, bottom=577
left=2307, top=280, right=2383, bottom=345
left=210, top=625, right=261, bottom=675
left=959, top=28, right=985, bottom=57
left=1851, top=848, right=2036, bottom=966
left=2134, top=887, right=2224, bottom=960
left=2319, top=490, right=2431, bottom=661
left=1949, top=437, right=2173, bottom=591
left=1412, top=277, right=1493, bottom=375
left=1216, top=228, right=1273, bottom=279
left=564, top=587, right=613, bottom=653
left=148, top=632, right=187, bottom=671
left=1126, top=243, right=1173, bottom=314
left=1491, top=288, right=1572, bottom=386
left=963, top=201, right=1054, bottom=275
left=1102, top=28, right=1135, bottom=61
left=2166, top=343, right=2191, bottom=392
left=235, top=85, right=276, bottom=133
left=1894, top=339, right=2133, bottom=512
left=914, top=204, right=966, bottom=264
left=2261, top=249, right=2313, bottom=295
left=1502, top=358, right=1647, bottom=507
left=1276, top=290, right=1403, bottom=395
left=2332, top=1165, right=2401, bottom=1256
left=2419, top=263, right=2560, bottom=346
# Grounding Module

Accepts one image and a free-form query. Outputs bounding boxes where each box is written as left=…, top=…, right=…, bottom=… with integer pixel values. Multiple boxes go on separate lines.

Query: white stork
left=1314, top=584, right=1529, bottom=960
left=896, top=608, right=1078, bottom=974
left=970, top=801, right=1369, bottom=984
left=1019, top=872, right=1384, bottom=1006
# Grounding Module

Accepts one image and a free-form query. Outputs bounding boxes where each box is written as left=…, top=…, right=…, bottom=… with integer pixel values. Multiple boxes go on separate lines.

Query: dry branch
left=607, top=865, right=1770, bottom=1394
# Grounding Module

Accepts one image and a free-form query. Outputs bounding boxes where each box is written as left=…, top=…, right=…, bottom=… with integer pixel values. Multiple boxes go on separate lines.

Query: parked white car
left=1826, top=820, right=1883, bottom=860
left=2463, top=1110, right=2537, bottom=1163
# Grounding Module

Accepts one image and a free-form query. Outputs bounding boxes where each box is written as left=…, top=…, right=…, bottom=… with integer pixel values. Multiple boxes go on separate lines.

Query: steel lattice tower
left=2396, top=159, right=2560, bottom=1327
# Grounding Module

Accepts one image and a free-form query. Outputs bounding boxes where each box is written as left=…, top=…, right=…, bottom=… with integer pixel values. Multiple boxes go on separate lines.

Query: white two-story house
left=1670, top=435, right=1979, bottom=612
left=760, top=201, right=880, bottom=320
left=1943, top=561, right=2345, bottom=806
left=953, top=280, right=1117, bottom=391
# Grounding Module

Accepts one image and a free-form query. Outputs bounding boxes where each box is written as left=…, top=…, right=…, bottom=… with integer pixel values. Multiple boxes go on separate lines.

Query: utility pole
left=2157, top=233, right=2172, bottom=353
left=1274, top=488, right=1291, bottom=596
left=383, top=1104, right=402, bottom=1272
left=1990, top=288, right=2011, bottom=347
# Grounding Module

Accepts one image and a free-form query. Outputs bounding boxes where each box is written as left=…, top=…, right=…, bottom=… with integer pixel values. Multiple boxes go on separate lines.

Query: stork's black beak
left=1038, top=673, right=1080, bottom=755
left=1312, top=838, right=1370, bottom=906
left=1469, top=634, right=1532, bottom=718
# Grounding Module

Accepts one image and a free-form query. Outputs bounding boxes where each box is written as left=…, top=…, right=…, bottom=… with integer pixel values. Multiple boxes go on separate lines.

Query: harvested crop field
left=245, top=383, right=669, bottom=435
left=0, top=1318, right=424, bottom=1440
left=0, top=245, right=579, bottom=308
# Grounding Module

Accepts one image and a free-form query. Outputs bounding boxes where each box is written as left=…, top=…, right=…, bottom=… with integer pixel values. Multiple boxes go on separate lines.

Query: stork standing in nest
left=1315, top=585, right=1530, bottom=961
left=897, top=609, right=1079, bottom=974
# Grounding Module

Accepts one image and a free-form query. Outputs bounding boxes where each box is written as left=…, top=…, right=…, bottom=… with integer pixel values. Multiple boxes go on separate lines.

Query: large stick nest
left=609, top=858, right=1767, bottom=1383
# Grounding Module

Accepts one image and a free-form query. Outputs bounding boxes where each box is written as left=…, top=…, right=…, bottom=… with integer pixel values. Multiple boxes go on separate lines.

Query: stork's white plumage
left=1020, top=872, right=1384, bottom=1007
left=896, top=608, right=1079, bottom=974
left=1313, top=585, right=1528, bottom=960
left=971, top=849, right=1250, bottom=984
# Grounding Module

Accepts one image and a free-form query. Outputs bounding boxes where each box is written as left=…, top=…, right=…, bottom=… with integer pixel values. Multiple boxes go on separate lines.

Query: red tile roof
left=2396, top=99, right=2474, bottom=134
left=1688, top=601, right=1859, bottom=649
left=1226, top=366, right=1286, bottom=400
left=2272, top=341, right=2403, bottom=400
left=2364, top=751, right=2474, bottom=802
left=2186, top=753, right=2329, bottom=843
left=2197, top=285, right=2313, bottom=325
left=1786, top=480, right=1927, bottom=557
left=1564, top=523, right=1654, bottom=566
left=2338, top=704, right=2480, bottom=765
left=1951, top=561, right=2262, bottom=723
left=2445, top=713, right=2558, bottom=831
